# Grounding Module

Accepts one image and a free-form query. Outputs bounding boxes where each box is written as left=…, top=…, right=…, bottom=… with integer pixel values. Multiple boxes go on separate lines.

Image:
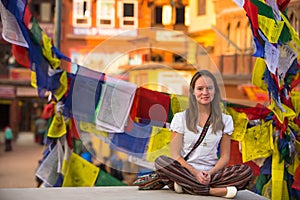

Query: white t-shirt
left=170, top=110, right=233, bottom=171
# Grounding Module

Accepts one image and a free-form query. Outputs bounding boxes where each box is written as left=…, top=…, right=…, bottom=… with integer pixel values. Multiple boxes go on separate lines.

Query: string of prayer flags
left=62, top=152, right=99, bottom=187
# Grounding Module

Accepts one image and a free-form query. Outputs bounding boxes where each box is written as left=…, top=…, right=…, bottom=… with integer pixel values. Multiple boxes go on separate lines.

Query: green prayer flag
left=30, top=18, right=43, bottom=45
left=95, top=170, right=127, bottom=186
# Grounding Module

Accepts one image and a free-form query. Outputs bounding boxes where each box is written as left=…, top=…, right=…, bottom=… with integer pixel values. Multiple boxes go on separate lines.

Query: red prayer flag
left=276, top=0, right=290, bottom=12
left=136, top=87, right=170, bottom=122
left=11, top=44, right=30, bottom=68
left=243, top=0, right=260, bottom=43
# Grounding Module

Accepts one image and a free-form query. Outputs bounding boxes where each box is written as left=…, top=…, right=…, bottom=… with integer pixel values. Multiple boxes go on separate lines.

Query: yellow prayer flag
left=79, top=121, right=108, bottom=138
left=262, top=178, right=272, bottom=199
left=271, top=136, right=289, bottom=200
left=252, top=58, right=268, bottom=91
left=41, top=32, right=61, bottom=69
left=170, top=94, right=189, bottom=115
left=258, top=14, right=284, bottom=43
left=62, top=152, right=99, bottom=187
left=242, top=120, right=274, bottom=163
left=146, top=126, right=171, bottom=162
left=31, top=71, right=37, bottom=88
left=226, top=107, right=248, bottom=141
left=47, top=113, right=67, bottom=138
left=53, top=71, right=68, bottom=101
left=291, top=91, right=300, bottom=114
left=281, top=13, right=300, bottom=54
left=268, top=99, right=296, bottom=124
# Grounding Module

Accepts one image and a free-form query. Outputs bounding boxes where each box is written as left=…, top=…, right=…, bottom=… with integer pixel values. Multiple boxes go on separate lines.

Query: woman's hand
left=192, top=169, right=211, bottom=185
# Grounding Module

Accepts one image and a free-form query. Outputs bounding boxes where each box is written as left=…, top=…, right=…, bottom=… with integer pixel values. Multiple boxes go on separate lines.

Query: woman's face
left=193, top=75, right=215, bottom=105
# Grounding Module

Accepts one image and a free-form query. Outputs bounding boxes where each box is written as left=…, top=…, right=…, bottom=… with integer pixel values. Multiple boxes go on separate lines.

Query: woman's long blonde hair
left=185, top=70, right=224, bottom=134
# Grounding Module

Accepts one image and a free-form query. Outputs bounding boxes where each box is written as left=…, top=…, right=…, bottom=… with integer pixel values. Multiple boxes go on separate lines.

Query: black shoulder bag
left=184, top=113, right=211, bottom=161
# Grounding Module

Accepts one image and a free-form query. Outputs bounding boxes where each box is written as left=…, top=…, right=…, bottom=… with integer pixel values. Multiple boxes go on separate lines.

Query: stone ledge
left=0, top=186, right=269, bottom=200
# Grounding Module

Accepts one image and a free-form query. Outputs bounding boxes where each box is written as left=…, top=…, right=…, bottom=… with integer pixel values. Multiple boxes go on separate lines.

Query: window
left=29, top=1, right=55, bottom=23
left=155, top=6, right=163, bottom=24
left=73, top=0, right=92, bottom=27
left=119, top=0, right=138, bottom=28
left=197, top=0, right=206, bottom=16
left=245, top=23, right=252, bottom=51
left=227, top=23, right=231, bottom=50
left=236, top=21, right=241, bottom=49
left=96, top=0, right=115, bottom=27
left=175, top=6, right=185, bottom=24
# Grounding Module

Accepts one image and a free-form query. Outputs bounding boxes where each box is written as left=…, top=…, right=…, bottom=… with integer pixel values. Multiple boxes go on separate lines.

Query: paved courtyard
left=0, top=132, right=43, bottom=188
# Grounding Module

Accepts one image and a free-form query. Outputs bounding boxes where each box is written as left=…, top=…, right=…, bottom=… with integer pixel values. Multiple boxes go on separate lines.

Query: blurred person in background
left=4, top=125, right=13, bottom=152
left=34, top=117, right=47, bottom=145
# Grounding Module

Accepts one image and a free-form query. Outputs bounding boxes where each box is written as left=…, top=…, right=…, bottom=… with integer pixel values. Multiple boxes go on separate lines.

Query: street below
left=0, top=132, right=43, bottom=188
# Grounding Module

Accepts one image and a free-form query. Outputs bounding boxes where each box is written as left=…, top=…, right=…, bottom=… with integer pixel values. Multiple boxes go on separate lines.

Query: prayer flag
left=64, top=66, right=105, bottom=122
left=110, top=122, right=152, bottom=158
left=0, top=0, right=29, bottom=47
left=243, top=0, right=260, bottom=41
left=135, top=87, right=170, bottom=122
left=11, top=44, right=30, bottom=68
left=53, top=71, right=68, bottom=101
left=169, top=94, right=189, bottom=123
left=268, top=99, right=296, bottom=124
left=35, top=143, right=60, bottom=186
left=226, top=107, right=248, bottom=141
left=95, top=170, right=127, bottom=186
left=62, top=152, right=99, bottom=187
left=47, top=113, right=67, bottom=138
left=146, top=126, right=171, bottom=162
left=41, top=32, right=61, bottom=69
left=272, top=136, right=289, bottom=200
left=95, top=76, right=137, bottom=133
left=242, top=120, right=274, bottom=163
